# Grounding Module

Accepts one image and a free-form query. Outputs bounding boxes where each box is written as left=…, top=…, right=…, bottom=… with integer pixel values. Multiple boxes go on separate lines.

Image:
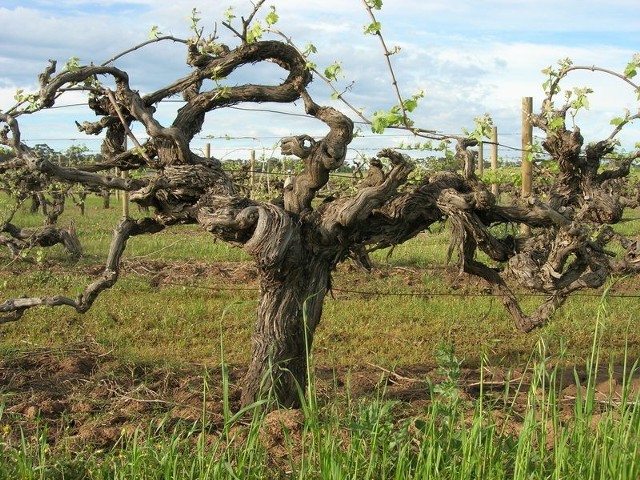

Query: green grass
left=1, top=194, right=640, bottom=478
left=1, top=194, right=639, bottom=366
left=0, top=319, right=638, bottom=479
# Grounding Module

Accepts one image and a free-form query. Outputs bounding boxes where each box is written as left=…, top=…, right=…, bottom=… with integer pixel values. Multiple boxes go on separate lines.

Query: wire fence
left=15, top=96, right=637, bottom=167
left=5, top=99, right=639, bottom=311
left=17, top=100, right=540, bottom=161
left=123, top=270, right=640, bottom=300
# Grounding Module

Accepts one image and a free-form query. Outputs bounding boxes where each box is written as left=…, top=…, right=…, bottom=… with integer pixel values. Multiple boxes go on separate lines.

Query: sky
left=0, top=0, right=638, bottom=162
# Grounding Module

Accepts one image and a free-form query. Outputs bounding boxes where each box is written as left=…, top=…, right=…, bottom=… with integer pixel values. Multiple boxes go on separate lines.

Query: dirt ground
left=1, top=259, right=639, bottom=453
left=1, top=340, right=638, bottom=452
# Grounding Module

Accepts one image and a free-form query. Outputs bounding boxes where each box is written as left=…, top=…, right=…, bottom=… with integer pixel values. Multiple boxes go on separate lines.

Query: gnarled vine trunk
left=242, top=249, right=331, bottom=407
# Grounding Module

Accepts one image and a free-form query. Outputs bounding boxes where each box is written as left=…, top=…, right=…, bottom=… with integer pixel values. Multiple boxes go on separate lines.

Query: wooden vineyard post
left=490, top=126, right=498, bottom=196
left=121, top=169, right=129, bottom=218
left=521, top=97, right=533, bottom=198
left=115, top=168, right=120, bottom=201
left=477, top=140, right=484, bottom=177
left=121, top=137, right=129, bottom=218
left=204, top=142, right=211, bottom=159
left=521, top=97, right=533, bottom=234
left=250, top=149, right=256, bottom=196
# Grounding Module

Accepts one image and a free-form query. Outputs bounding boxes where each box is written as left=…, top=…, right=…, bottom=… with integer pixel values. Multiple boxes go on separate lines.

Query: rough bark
left=282, top=91, right=353, bottom=214
left=240, top=207, right=332, bottom=406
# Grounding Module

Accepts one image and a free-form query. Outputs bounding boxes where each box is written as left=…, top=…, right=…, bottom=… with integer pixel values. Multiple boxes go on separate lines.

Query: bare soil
left=1, top=259, right=638, bottom=453
left=1, top=340, right=638, bottom=453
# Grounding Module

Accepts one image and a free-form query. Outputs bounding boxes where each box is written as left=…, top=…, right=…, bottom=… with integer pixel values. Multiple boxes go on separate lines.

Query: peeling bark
left=241, top=211, right=332, bottom=406
left=282, top=91, right=353, bottom=214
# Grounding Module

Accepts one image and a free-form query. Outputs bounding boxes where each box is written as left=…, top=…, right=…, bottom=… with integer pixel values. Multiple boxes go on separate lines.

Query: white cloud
left=0, top=0, right=638, bottom=158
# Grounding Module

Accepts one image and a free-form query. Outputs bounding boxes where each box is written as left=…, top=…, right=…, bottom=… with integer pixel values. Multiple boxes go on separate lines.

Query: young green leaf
left=403, top=98, right=418, bottom=112
left=246, top=21, right=263, bottom=43
left=324, top=62, right=343, bottom=81
left=223, top=6, right=236, bottom=22
left=402, top=91, right=424, bottom=113
left=624, top=63, right=637, bottom=79
left=303, top=43, right=317, bottom=57
left=363, top=21, right=381, bottom=35
left=371, top=110, right=388, bottom=134
left=65, top=57, right=81, bottom=72
left=188, top=8, right=201, bottom=32
left=265, top=6, right=279, bottom=26
left=548, top=117, right=565, bottom=131
left=149, top=25, right=162, bottom=39
left=624, top=53, right=640, bottom=79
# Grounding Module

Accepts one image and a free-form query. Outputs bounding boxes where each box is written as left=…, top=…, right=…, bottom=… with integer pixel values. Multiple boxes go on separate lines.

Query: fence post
left=490, top=126, right=498, bottom=196
left=521, top=97, right=533, bottom=198
left=477, top=141, right=484, bottom=177
left=521, top=97, right=533, bottom=235
left=250, top=149, right=256, bottom=194
left=121, top=169, right=130, bottom=218
left=204, top=143, right=211, bottom=159
left=121, top=137, right=129, bottom=218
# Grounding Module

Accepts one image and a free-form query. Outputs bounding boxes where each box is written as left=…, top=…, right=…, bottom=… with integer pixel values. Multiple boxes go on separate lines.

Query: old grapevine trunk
left=222, top=203, right=333, bottom=407
left=241, top=251, right=331, bottom=407
left=234, top=92, right=355, bottom=407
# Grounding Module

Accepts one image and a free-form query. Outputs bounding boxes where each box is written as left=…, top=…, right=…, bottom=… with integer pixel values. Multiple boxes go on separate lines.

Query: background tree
left=1, top=3, right=639, bottom=407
